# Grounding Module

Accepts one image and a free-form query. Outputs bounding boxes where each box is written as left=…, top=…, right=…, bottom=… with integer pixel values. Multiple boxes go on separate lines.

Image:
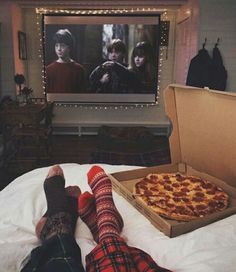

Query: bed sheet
left=0, top=163, right=236, bottom=272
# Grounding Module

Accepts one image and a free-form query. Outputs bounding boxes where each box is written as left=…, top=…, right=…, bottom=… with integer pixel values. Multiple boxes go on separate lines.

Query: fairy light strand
left=36, top=7, right=168, bottom=110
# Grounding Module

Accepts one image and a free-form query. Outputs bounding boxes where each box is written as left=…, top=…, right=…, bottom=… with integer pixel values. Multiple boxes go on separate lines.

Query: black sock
left=43, top=175, right=68, bottom=216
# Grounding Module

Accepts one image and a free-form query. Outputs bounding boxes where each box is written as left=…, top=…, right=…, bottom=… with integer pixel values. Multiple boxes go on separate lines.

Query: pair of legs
left=22, top=165, right=170, bottom=272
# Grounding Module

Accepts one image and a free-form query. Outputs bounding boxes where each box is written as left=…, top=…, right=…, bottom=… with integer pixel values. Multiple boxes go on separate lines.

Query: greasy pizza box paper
left=109, top=162, right=236, bottom=238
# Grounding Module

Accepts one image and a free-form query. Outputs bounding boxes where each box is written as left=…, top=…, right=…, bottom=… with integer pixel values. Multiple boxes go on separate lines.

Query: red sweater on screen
left=46, top=61, right=85, bottom=93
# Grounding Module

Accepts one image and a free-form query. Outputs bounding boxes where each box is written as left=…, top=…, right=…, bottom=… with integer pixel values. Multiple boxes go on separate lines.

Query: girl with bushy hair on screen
left=46, top=29, right=85, bottom=93
left=129, top=41, right=157, bottom=93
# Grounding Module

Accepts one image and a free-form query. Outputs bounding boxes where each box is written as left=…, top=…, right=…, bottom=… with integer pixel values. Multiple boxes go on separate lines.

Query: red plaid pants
left=86, top=236, right=171, bottom=272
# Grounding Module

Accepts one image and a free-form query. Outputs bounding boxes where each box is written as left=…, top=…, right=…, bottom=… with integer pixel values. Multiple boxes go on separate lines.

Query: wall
left=2, top=0, right=236, bottom=130
left=12, top=3, right=26, bottom=92
left=175, top=0, right=236, bottom=92
left=0, top=1, right=16, bottom=98
left=199, top=0, right=236, bottom=92
left=0, top=2, right=27, bottom=99
left=175, top=0, right=199, bottom=84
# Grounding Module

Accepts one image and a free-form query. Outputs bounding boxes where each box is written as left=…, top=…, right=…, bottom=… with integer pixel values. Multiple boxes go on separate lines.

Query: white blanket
left=0, top=163, right=236, bottom=272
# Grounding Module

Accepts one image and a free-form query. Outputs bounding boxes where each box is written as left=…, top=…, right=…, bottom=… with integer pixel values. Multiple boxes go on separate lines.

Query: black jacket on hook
left=186, top=48, right=213, bottom=88
left=211, top=46, right=227, bottom=91
left=186, top=46, right=227, bottom=91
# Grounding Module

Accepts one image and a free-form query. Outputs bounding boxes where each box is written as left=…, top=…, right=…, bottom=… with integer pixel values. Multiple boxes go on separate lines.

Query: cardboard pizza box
left=109, top=84, right=236, bottom=237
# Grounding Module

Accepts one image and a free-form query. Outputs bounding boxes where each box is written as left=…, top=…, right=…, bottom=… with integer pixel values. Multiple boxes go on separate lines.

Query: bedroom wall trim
left=52, top=124, right=171, bottom=136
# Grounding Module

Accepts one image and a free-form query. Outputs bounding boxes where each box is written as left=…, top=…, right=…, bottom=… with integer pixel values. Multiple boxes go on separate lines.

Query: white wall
left=0, top=1, right=16, bottom=98
left=199, top=0, right=236, bottom=92
left=2, top=0, right=236, bottom=129
left=175, top=0, right=236, bottom=92
left=175, top=0, right=200, bottom=84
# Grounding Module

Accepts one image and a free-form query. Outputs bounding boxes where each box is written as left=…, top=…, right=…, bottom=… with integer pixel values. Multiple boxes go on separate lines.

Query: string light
left=36, top=7, right=168, bottom=110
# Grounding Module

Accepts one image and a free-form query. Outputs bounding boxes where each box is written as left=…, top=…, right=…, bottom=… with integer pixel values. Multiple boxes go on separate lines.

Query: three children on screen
left=46, top=28, right=156, bottom=94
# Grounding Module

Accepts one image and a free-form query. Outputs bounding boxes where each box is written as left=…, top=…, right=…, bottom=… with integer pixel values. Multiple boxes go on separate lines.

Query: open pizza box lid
left=165, top=84, right=236, bottom=188
left=109, top=84, right=236, bottom=237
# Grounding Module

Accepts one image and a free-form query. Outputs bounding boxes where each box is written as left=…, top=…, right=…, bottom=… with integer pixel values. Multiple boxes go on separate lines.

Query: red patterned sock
left=87, top=165, right=124, bottom=242
left=78, top=191, right=99, bottom=243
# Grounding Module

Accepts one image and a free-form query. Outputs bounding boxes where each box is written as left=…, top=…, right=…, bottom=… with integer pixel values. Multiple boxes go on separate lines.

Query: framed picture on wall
left=18, top=31, right=27, bottom=60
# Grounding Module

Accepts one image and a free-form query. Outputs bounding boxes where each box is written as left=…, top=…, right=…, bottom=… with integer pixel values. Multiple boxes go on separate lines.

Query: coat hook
left=202, top=38, right=207, bottom=49
left=215, top=37, right=220, bottom=47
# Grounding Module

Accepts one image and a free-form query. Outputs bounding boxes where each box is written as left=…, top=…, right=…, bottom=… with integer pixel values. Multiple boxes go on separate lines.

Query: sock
left=43, top=196, right=77, bottom=217
left=40, top=212, right=74, bottom=242
left=43, top=175, right=68, bottom=216
left=87, top=165, right=124, bottom=242
left=42, top=184, right=81, bottom=228
left=40, top=176, right=78, bottom=241
left=78, top=191, right=99, bottom=243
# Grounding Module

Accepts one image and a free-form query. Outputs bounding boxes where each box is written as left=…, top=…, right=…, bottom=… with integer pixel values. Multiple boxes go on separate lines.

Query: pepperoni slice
left=195, top=192, right=205, bottom=198
left=150, top=187, right=159, bottom=192
left=166, top=203, right=175, bottom=208
left=192, top=196, right=204, bottom=202
left=190, top=177, right=201, bottom=182
left=164, top=185, right=173, bottom=191
left=182, top=197, right=190, bottom=203
left=173, top=197, right=182, bottom=202
left=138, top=184, right=148, bottom=190
left=176, top=175, right=185, bottom=182
left=181, top=187, right=190, bottom=193
left=144, top=190, right=153, bottom=195
left=202, top=182, right=213, bottom=189
left=163, top=175, right=170, bottom=179
left=181, top=182, right=190, bottom=187
left=194, top=186, right=202, bottom=191
left=213, top=194, right=226, bottom=201
left=208, top=200, right=217, bottom=207
left=206, top=189, right=216, bottom=195
left=174, top=206, right=189, bottom=215
left=196, top=204, right=207, bottom=210
left=173, top=191, right=187, bottom=197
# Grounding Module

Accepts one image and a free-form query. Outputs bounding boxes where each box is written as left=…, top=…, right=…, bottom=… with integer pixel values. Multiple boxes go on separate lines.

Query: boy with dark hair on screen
left=89, top=39, right=137, bottom=93
left=46, top=29, right=85, bottom=93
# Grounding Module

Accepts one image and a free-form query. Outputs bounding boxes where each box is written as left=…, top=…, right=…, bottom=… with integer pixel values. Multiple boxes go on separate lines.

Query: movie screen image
left=43, top=14, right=160, bottom=103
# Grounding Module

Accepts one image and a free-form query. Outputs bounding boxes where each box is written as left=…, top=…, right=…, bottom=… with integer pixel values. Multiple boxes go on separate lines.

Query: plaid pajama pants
left=21, top=235, right=171, bottom=272
left=86, top=236, right=171, bottom=272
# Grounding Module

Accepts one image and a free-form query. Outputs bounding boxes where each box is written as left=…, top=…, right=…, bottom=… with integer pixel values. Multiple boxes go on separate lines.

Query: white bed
left=0, top=163, right=236, bottom=272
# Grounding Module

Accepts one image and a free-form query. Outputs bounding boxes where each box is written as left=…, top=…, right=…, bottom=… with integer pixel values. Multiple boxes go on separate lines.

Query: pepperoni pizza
left=133, top=173, right=229, bottom=221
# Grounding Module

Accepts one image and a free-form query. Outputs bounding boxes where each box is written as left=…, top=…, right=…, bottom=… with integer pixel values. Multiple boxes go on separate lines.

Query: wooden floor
left=0, top=134, right=170, bottom=190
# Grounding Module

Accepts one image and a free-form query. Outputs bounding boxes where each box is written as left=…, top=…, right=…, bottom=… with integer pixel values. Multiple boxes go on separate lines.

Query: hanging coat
left=186, top=48, right=213, bottom=88
left=211, top=46, right=227, bottom=91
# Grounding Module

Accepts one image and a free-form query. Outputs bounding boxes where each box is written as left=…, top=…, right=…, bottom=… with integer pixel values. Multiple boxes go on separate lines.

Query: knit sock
left=39, top=167, right=79, bottom=241
left=43, top=175, right=68, bottom=216
left=78, top=191, right=99, bottom=243
left=43, top=185, right=81, bottom=217
left=87, top=165, right=124, bottom=242
left=40, top=212, right=74, bottom=242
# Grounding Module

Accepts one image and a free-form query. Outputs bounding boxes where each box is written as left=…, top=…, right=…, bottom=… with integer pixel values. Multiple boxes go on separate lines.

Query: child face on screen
left=134, top=55, right=146, bottom=68
left=108, top=49, right=124, bottom=63
left=55, top=43, right=70, bottom=61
